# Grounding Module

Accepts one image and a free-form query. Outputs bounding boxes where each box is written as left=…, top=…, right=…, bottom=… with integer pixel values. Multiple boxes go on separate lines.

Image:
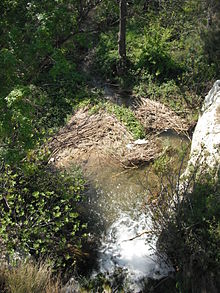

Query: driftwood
left=122, top=230, right=151, bottom=242
left=135, top=98, right=189, bottom=134
left=48, top=97, right=189, bottom=169
left=48, top=108, right=162, bottom=168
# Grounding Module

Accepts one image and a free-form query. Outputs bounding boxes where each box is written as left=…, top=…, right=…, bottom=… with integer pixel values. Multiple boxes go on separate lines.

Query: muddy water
left=83, top=162, right=149, bottom=225
left=82, top=131, right=189, bottom=223
left=77, top=133, right=189, bottom=291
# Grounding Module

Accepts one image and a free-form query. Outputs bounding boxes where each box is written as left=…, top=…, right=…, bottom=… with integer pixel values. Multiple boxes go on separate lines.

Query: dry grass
left=0, top=261, right=61, bottom=293
left=49, top=107, right=132, bottom=158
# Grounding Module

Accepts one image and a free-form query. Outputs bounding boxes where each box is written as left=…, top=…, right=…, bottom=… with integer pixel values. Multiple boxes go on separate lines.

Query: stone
left=187, top=80, right=220, bottom=171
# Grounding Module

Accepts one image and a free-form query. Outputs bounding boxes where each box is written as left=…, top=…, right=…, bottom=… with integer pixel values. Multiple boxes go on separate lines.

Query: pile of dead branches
left=49, top=108, right=131, bottom=153
left=48, top=108, right=162, bottom=168
left=134, top=98, right=189, bottom=134
left=122, top=140, right=161, bottom=167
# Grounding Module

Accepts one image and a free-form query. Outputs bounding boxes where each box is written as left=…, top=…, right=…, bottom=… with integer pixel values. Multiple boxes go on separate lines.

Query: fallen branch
left=123, top=230, right=151, bottom=242
left=135, top=98, right=189, bottom=134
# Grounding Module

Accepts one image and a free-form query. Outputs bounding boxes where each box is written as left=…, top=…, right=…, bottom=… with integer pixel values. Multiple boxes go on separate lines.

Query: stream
left=77, top=130, right=189, bottom=292
left=67, top=77, right=190, bottom=291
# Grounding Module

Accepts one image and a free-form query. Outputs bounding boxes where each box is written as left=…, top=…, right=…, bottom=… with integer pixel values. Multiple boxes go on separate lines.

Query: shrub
left=129, top=23, right=182, bottom=80
left=0, top=85, right=47, bottom=160
left=0, top=150, right=86, bottom=271
left=94, top=31, right=119, bottom=80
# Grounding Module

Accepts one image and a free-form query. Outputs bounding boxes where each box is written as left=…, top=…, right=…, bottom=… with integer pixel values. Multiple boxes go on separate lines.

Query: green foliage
left=0, top=48, right=19, bottom=96
left=172, top=178, right=220, bottom=292
left=0, top=86, right=46, bottom=160
left=49, top=50, right=77, bottom=81
left=0, top=1, right=220, bottom=289
left=93, top=0, right=219, bottom=118
left=80, top=269, right=127, bottom=293
left=106, top=103, right=145, bottom=139
left=0, top=0, right=99, bottom=163
left=94, top=31, right=119, bottom=80
left=0, top=151, right=86, bottom=270
left=88, top=100, right=145, bottom=139
left=72, top=88, right=103, bottom=111
left=94, top=20, right=182, bottom=84
left=94, top=0, right=118, bottom=26
left=129, top=22, right=182, bottom=80
left=153, top=153, right=170, bottom=175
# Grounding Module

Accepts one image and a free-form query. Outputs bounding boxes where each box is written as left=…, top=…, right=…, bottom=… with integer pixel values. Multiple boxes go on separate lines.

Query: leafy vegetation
left=88, top=100, right=145, bottom=139
left=0, top=151, right=86, bottom=271
left=0, top=0, right=219, bottom=292
left=106, top=103, right=145, bottom=139
left=93, top=0, right=219, bottom=113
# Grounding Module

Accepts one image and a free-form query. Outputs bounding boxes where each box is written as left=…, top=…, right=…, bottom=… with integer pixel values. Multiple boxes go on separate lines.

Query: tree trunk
left=118, top=0, right=127, bottom=61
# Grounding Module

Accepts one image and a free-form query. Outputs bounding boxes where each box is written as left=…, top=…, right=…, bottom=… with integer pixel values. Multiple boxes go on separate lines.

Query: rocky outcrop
left=187, top=80, right=220, bottom=172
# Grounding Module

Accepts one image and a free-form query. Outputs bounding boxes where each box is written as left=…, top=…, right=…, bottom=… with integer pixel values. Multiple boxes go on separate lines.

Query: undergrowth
left=0, top=150, right=86, bottom=272
left=93, top=7, right=218, bottom=117
left=0, top=260, right=61, bottom=293
left=147, top=154, right=220, bottom=292
left=106, top=103, right=145, bottom=139
left=87, top=99, right=145, bottom=139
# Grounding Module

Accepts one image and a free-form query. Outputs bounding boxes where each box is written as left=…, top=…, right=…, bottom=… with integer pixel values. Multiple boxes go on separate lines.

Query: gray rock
left=187, top=80, right=220, bottom=171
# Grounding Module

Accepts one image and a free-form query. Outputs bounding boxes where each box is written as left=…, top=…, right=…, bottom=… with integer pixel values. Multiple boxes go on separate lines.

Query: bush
left=94, top=21, right=183, bottom=84
left=94, top=31, right=119, bottom=80
left=0, top=150, right=86, bottom=271
left=129, top=22, right=183, bottom=80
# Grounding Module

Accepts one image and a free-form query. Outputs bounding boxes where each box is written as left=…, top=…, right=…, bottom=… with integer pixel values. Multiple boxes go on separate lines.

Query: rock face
left=188, top=80, right=220, bottom=171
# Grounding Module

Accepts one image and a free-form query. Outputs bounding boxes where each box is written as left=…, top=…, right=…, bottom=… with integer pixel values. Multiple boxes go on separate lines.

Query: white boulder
left=188, top=80, right=220, bottom=170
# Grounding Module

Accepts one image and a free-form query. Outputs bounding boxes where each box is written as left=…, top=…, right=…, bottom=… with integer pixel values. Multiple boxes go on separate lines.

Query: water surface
left=79, top=132, right=189, bottom=291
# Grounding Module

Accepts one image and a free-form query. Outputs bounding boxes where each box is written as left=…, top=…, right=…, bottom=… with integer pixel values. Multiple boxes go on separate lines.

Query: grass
left=105, top=103, right=145, bottom=139
left=0, top=260, right=61, bottom=293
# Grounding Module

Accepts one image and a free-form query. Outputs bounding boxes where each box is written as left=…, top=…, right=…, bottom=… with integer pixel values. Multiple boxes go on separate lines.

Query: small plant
left=0, top=260, right=61, bottom=293
left=130, top=22, right=182, bottom=80
left=81, top=98, right=145, bottom=139
left=106, top=103, right=145, bottom=139
left=80, top=269, right=128, bottom=293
